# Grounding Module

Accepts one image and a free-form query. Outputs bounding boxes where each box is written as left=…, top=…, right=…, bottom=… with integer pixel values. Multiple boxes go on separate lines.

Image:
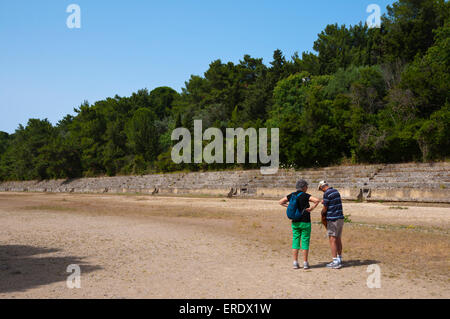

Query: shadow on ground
left=310, top=259, right=380, bottom=269
left=0, top=245, right=101, bottom=294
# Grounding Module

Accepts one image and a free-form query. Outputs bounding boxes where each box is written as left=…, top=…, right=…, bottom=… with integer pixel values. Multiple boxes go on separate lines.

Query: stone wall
left=0, top=162, right=449, bottom=203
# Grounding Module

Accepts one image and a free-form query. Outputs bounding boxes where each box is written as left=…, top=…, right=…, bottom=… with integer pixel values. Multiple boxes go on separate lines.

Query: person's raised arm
left=306, top=196, right=320, bottom=212
left=279, top=196, right=289, bottom=208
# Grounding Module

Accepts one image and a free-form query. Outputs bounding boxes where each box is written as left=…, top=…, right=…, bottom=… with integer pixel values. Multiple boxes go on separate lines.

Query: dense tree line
left=0, top=0, right=449, bottom=181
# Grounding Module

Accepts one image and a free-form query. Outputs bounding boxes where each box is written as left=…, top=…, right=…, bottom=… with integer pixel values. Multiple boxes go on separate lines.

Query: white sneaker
left=303, top=262, right=310, bottom=270
left=327, top=260, right=342, bottom=269
left=293, top=261, right=300, bottom=269
left=332, top=262, right=342, bottom=269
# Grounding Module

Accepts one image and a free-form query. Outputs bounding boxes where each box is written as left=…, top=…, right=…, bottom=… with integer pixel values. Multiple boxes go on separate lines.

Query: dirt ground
left=0, top=192, right=449, bottom=299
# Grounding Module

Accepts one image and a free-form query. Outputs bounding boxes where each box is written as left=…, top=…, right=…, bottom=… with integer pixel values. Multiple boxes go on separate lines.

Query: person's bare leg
left=292, top=249, right=299, bottom=262
left=302, top=249, right=309, bottom=263
left=336, top=237, right=342, bottom=256
left=329, top=236, right=338, bottom=258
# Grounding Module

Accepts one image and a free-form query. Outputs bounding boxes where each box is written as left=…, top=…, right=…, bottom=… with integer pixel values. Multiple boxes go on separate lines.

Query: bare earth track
left=0, top=192, right=449, bottom=298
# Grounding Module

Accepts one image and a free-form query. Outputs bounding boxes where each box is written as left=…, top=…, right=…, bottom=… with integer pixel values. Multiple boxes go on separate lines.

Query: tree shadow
left=0, top=245, right=102, bottom=294
left=310, top=259, right=380, bottom=269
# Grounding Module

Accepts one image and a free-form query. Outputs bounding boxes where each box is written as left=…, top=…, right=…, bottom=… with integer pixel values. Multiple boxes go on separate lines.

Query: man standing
left=318, top=181, right=344, bottom=269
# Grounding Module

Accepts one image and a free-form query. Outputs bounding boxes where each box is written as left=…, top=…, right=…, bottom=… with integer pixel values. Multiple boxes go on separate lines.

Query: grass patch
left=389, top=206, right=409, bottom=210
left=350, top=221, right=448, bottom=235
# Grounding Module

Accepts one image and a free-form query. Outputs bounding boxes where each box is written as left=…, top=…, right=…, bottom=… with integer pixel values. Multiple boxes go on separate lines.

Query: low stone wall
left=367, top=188, right=449, bottom=203
left=0, top=162, right=449, bottom=203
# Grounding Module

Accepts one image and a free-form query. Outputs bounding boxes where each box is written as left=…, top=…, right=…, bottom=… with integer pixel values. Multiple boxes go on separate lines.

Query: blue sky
left=0, top=0, right=395, bottom=134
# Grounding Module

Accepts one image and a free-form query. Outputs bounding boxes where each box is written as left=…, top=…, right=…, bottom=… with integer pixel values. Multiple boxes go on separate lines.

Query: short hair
left=296, top=179, right=308, bottom=190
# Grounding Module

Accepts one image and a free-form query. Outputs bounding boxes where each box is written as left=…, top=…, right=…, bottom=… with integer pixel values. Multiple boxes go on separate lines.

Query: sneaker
left=332, top=262, right=342, bottom=269
left=327, top=260, right=342, bottom=269
left=293, top=261, right=300, bottom=269
left=303, top=262, right=310, bottom=270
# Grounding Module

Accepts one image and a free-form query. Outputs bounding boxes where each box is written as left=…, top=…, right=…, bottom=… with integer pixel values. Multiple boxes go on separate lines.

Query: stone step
left=368, top=182, right=450, bottom=189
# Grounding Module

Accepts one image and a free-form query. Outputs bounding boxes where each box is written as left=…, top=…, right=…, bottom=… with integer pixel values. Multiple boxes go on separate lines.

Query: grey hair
left=296, top=179, right=308, bottom=190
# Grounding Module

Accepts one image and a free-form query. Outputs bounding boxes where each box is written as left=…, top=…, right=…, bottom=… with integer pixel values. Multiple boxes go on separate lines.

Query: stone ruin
left=0, top=162, right=448, bottom=203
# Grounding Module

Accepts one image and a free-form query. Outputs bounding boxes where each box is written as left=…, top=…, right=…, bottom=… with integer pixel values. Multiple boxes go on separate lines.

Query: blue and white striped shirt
left=323, top=188, right=344, bottom=221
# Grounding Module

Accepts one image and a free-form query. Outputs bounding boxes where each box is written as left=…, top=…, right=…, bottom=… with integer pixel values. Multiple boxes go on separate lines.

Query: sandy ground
left=0, top=192, right=449, bottom=299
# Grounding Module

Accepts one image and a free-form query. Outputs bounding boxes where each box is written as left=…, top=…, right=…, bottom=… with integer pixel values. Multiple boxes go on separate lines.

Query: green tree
left=126, top=108, right=159, bottom=165
left=1, top=119, right=55, bottom=180
left=415, top=104, right=450, bottom=161
left=0, top=131, right=9, bottom=157
left=382, top=0, right=449, bottom=63
left=400, top=21, right=450, bottom=117
left=149, top=86, right=179, bottom=118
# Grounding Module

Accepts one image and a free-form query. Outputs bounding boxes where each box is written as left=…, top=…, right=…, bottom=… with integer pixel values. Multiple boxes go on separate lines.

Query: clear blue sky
left=0, top=0, right=395, bottom=134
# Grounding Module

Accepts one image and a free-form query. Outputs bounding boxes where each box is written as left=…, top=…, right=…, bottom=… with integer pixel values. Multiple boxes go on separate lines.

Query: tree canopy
left=1, top=0, right=448, bottom=181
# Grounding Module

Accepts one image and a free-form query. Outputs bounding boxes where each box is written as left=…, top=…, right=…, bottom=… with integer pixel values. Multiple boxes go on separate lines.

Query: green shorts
left=291, top=222, right=311, bottom=250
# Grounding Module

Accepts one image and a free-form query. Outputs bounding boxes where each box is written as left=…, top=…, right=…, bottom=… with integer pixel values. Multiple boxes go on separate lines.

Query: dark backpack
left=286, top=192, right=306, bottom=220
